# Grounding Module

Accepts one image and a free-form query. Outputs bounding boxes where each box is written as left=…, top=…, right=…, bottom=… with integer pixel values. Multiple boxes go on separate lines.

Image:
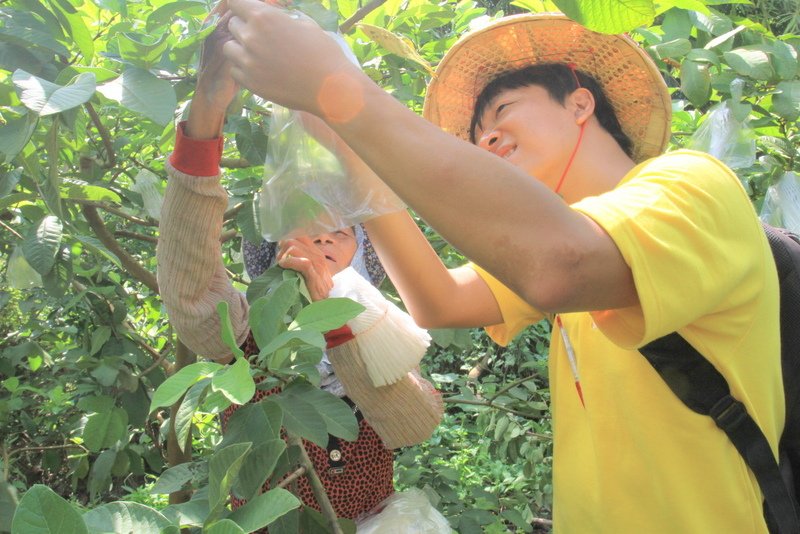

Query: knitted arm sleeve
left=156, top=161, right=249, bottom=360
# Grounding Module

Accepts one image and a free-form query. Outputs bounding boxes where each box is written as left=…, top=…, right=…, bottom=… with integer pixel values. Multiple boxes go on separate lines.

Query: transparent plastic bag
left=760, top=172, right=800, bottom=234
left=687, top=100, right=756, bottom=170
left=356, top=489, right=452, bottom=533
left=256, top=34, right=404, bottom=241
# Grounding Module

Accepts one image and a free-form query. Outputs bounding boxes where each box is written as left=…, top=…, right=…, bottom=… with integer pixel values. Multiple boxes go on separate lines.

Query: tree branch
left=220, top=158, right=255, bottom=169
left=85, top=102, right=117, bottom=169
left=115, top=230, right=158, bottom=244
left=276, top=466, right=307, bottom=489
left=73, top=199, right=158, bottom=227
left=443, top=397, right=546, bottom=421
left=339, top=0, right=387, bottom=33
left=0, top=219, right=23, bottom=239
left=81, top=204, right=159, bottom=292
left=488, top=374, right=541, bottom=403
left=223, top=203, right=244, bottom=222
left=287, top=434, right=343, bottom=534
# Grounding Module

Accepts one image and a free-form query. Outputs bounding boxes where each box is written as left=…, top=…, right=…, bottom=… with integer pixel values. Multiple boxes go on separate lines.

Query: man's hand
left=277, top=237, right=334, bottom=301
left=223, top=0, right=368, bottom=122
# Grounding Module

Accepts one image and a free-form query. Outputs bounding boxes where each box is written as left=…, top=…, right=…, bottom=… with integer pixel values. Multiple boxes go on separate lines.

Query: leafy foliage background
left=0, top=0, right=798, bottom=532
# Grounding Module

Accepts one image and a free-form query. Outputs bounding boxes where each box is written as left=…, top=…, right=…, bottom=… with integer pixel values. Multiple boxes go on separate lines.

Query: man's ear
left=571, top=87, right=595, bottom=125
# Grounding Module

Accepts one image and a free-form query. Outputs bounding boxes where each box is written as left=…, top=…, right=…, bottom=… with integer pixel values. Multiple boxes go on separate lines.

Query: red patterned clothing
left=221, top=333, right=394, bottom=523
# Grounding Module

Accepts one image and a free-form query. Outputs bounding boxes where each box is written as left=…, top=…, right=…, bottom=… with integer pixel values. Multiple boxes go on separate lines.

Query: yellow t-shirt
left=472, top=150, right=783, bottom=533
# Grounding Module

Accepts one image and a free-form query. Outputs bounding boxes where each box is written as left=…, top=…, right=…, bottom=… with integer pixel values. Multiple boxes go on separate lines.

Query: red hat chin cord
left=553, top=63, right=586, bottom=197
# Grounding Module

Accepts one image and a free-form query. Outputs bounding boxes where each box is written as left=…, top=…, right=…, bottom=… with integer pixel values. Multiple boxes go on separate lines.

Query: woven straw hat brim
left=423, top=13, right=672, bottom=163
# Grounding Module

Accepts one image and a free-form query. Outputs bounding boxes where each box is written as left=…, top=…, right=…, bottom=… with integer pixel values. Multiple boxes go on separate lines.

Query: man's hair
left=469, top=63, right=633, bottom=157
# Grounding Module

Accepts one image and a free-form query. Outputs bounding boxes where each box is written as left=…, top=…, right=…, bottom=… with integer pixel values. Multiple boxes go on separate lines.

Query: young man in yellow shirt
left=216, top=9, right=783, bottom=532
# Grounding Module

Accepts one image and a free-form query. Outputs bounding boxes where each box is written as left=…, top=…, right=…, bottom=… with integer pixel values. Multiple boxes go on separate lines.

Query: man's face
left=473, top=84, right=578, bottom=188
left=309, top=228, right=358, bottom=275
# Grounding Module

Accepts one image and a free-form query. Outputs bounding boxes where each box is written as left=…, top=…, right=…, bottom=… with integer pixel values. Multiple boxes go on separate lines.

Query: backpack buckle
left=709, top=395, right=748, bottom=433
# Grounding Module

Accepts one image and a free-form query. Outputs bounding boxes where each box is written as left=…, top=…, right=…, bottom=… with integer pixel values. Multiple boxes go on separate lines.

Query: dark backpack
left=639, top=222, right=800, bottom=534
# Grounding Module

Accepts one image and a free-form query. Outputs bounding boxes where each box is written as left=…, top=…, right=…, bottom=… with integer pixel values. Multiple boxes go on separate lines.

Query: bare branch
left=85, top=102, right=117, bottom=169
left=287, top=434, right=343, bottom=534
left=220, top=157, right=255, bottom=169
left=81, top=204, right=159, bottom=292
left=73, top=199, right=158, bottom=227
left=276, top=466, right=308, bottom=489
left=115, top=230, right=158, bottom=244
left=223, top=202, right=244, bottom=222
left=339, top=0, right=387, bottom=33
left=0, top=219, right=23, bottom=239
left=443, top=397, right=547, bottom=421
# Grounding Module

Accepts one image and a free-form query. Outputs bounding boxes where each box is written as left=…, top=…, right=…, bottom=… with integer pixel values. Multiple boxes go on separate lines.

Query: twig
left=443, top=397, right=543, bottom=420
left=276, top=466, right=307, bottom=489
left=115, top=230, right=158, bottom=244
left=85, top=102, right=117, bottom=169
left=488, top=374, right=540, bottom=403
left=533, top=517, right=553, bottom=527
left=287, top=434, right=343, bottom=534
left=0, top=219, right=23, bottom=239
left=223, top=203, right=244, bottom=222
left=339, top=0, right=387, bottom=33
left=220, top=158, right=255, bottom=169
left=8, top=443, right=89, bottom=458
left=81, top=204, right=159, bottom=292
left=73, top=199, right=158, bottom=227
left=136, top=344, right=173, bottom=378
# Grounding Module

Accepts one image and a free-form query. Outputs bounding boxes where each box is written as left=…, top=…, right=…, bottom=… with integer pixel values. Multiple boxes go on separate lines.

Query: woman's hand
left=277, top=237, right=334, bottom=301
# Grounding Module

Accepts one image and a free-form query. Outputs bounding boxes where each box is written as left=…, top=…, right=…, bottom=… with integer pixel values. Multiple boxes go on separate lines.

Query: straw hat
left=423, top=13, right=672, bottom=163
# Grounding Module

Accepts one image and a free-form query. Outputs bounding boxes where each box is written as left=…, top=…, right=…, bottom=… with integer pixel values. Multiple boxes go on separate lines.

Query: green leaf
left=88, top=449, right=116, bottom=498
left=216, top=301, right=245, bottom=359
left=357, top=23, right=435, bottom=75
left=175, top=378, right=211, bottom=453
left=0, top=481, right=19, bottom=532
left=773, top=80, right=800, bottom=121
left=290, top=298, right=365, bottom=332
left=723, top=48, right=774, bottom=81
left=11, top=484, right=87, bottom=534
left=260, top=330, right=326, bottom=359
left=649, top=38, right=691, bottom=60
left=73, top=234, right=122, bottom=268
left=12, top=70, right=95, bottom=116
left=211, top=356, right=255, bottom=405
left=0, top=113, right=37, bottom=163
left=116, top=32, right=170, bottom=69
left=21, top=215, right=62, bottom=275
left=282, top=382, right=358, bottom=441
left=228, top=488, right=301, bottom=532
left=273, top=394, right=328, bottom=448
left=680, top=59, right=711, bottom=107
left=90, top=325, right=112, bottom=356
left=7, top=245, right=42, bottom=289
left=51, top=0, right=94, bottom=64
left=150, top=463, right=194, bottom=495
left=146, top=1, right=206, bottom=32
left=221, top=400, right=283, bottom=449
left=206, top=519, right=246, bottom=534
left=208, top=443, right=251, bottom=512
left=83, top=502, right=172, bottom=534
left=149, top=362, right=224, bottom=412
left=42, top=245, right=72, bottom=298
left=61, top=183, right=121, bottom=203
left=97, top=67, right=177, bottom=125
left=83, top=407, right=128, bottom=452
left=233, top=439, right=286, bottom=502
left=703, top=25, right=745, bottom=50
left=160, top=498, right=208, bottom=528
left=771, top=41, right=798, bottom=80
left=552, top=0, right=656, bottom=34
left=249, top=280, right=300, bottom=348
left=0, top=10, right=69, bottom=56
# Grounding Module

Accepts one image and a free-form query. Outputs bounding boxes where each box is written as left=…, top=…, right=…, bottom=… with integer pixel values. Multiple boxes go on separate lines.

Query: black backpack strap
left=640, top=334, right=800, bottom=534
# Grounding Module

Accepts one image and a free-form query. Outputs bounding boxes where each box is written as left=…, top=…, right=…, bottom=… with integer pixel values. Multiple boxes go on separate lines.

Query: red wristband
left=169, top=121, right=223, bottom=177
left=325, top=325, right=355, bottom=349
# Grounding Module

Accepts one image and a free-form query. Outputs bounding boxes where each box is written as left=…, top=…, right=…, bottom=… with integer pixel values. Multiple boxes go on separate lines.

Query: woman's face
left=310, top=228, right=358, bottom=275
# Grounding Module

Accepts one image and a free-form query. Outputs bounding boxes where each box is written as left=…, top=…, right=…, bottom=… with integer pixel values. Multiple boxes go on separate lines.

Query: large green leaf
left=21, top=215, right=62, bottom=275
left=249, top=280, right=300, bottom=348
left=290, top=298, right=365, bottom=333
left=273, top=394, right=328, bottom=448
left=83, top=407, right=128, bottom=452
left=0, top=481, right=19, bottom=532
left=7, top=245, right=42, bottom=289
left=260, top=330, right=326, bottom=356
left=205, top=519, right=245, bottom=534
left=11, top=485, right=88, bottom=534
left=723, top=48, right=774, bottom=81
left=233, top=439, right=286, bottom=501
left=282, top=382, right=358, bottom=441
left=208, top=443, right=251, bottom=512
left=83, top=502, right=173, bottom=534
left=649, top=38, right=691, bottom=60
left=50, top=0, right=94, bottom=63
left=211, top=356, right=255, bottom=405
left=0, top=113, right=37, bottom=163
left=61, top=183, right=121, bottom=203
left=680, top=59, right=711, bottom=107
left=0, top=10, right=69, bottom=56
left=42, top=245, right=72, bottom=298
left=116, top=32, right=170, bottom=69
left=773, top=80, right=800, bottom=121
left=221, top=400, right=283, bottom=449
left=150, top=463, right=195, bottom=495
left=771, top=41, right=798, bottom=80
left=149, top=362, right=223, bottom=412
left=175, top=378, right=211, bottom=453
left=552, top=0, right=656, bottom=34
left=72, top=234, right=122, bottom=268
left=160, top=498, right=208, bottom=528
left=97, top=67, right=177, bottom=125
left=228, top=488, right=301, bottom=532
left=146, top=1, right=206, bottom=32
left=12, top=70, right=95, bottom=116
